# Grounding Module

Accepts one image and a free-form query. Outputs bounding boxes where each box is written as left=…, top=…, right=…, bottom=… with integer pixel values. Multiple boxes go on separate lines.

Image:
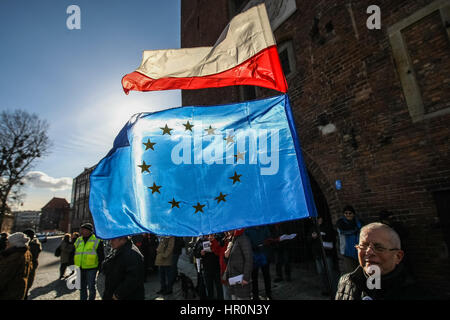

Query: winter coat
left=308, top=222, right=337, bottom=258
left=335, top=264, right=432, bottom=300
left=28, top=238, right=42, bottom=267
left=210, top=236, right=231, bottom=284
left=336, top=216, right=362, bottom=259
left=193, top=237, right=221, bottom=274
left=155, top=237, right=174, bottom=266
left=173, top=237, right=185, bottom=255
left=224, top=231, right=253, bottom=298
left=101, top=240, right=145, bottom=300
left=26, top=238, right=42, bottom=292
left=0, top=246, right=33, bottom=300
left=245, top=226, right=273, bottom=263
left=59, top=239, right=75, bottom=264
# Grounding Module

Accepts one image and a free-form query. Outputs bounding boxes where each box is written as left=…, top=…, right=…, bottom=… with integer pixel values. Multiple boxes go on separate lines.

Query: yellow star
left=229, top=171, right=242, bottom=184
left=143, top=139, right=156, bottom=151
left=160, top=124, right=173, bottom=135
left=205, top=125, right=216, bottom=135
left=148, top=182, right=162, bottom=194
left=169, top=198, right=180, bottom=208
left=193, top=202, right=205, bottom=213
left=183, top=121, right=194, bottom=132
left=224, top=135, right=235, bottom=144
left=234, top=151, right=245, bottom=161
left=138, top=161, right=151, bottom=173
left=215, top=192, right=227, bottom=204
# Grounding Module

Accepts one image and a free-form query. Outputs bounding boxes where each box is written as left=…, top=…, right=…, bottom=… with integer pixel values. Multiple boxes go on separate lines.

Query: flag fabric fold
left=122, top=4, right=288, bottom=94
left=89, top=94, right=316, bottom=239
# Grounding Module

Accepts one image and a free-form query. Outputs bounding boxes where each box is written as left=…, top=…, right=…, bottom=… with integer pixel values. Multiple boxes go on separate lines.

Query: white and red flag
left=122, top=4, right=287, bottom=94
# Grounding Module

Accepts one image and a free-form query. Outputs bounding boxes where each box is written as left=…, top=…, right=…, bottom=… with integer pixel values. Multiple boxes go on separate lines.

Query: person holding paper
left=269, top=222, right=298, bottom=283
left=193, top=235, right=223, bottom=300
left=223, top=229, right=253, bottom=300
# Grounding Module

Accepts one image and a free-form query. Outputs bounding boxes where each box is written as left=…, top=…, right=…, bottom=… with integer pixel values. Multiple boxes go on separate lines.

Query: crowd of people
left=0, top=205, right=434, bottom=300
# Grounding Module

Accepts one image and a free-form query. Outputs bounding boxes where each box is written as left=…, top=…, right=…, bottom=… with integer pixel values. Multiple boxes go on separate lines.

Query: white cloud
left=25, top=171, right=73, bottom=191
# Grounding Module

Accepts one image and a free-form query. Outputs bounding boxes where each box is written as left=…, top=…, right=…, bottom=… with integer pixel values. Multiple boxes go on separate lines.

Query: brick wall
left=181, top=0, right=450, bottom=296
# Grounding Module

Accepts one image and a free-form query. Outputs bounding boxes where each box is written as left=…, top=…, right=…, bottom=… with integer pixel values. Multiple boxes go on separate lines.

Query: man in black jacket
left=101, top=236, right=145, bottom=300
left=194, top=235, right=224, bottom=300
left=335, top=222, right=428, bottom=300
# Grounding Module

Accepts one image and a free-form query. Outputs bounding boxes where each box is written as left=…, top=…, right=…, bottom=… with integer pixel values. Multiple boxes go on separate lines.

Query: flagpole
left=313, top=216, right=333, bottom=300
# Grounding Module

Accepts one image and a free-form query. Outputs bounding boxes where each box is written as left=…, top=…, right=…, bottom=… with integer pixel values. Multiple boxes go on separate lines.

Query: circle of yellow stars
left=138, top=121, right=244, bottom=214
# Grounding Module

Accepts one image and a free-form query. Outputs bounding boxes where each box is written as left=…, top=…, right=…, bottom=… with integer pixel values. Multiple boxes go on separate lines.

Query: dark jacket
left=309, top=222, right=337, bottom=258
left=28, top=238, right=42, bottom=267
left=173, top=237, right=185, bottom=255
left=0, top=246, right=33, bottom=300
left=335, top=264, right=430, bottom=300
left=59, top=238, right=75, bottom=264
left=245, top=226, right=273, bottom=263
left=194, top=236, right=221, bottom=274
left=101, top=240, right=145, bottom=300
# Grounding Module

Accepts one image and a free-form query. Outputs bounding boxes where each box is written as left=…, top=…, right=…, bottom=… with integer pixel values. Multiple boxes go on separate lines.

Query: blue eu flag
left=89, top=94, right=317, bottom=239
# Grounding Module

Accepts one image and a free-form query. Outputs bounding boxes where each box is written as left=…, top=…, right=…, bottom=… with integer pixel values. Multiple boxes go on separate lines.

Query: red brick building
left=39, top=197, right=70, bottom=232
left=181, top=0, right=450, bottom=295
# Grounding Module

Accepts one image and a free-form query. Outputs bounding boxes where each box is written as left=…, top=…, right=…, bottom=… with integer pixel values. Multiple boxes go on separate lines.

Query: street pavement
left=145, top=250, right=330, bottom=300
left=28, top=238, right=330, bottom=300
left=28, top=236, right=90, bottom=300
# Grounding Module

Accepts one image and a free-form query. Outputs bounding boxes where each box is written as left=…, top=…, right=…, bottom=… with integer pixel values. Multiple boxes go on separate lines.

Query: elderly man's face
left=357, top=228, right=404, bottom=275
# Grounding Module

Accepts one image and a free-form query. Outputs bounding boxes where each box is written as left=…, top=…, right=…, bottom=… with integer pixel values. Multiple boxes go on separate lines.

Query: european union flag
left=89, top=94, right=317, bottom=239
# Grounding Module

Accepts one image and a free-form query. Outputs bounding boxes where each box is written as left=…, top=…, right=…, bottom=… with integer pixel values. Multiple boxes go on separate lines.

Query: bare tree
left=0, top=110, right=51, bottom=227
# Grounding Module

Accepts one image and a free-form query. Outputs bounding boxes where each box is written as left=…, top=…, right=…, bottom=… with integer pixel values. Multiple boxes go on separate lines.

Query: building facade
left=181, top=0, right=450, bottom=295
left=39, top=197, right=70, bottom=232
left=13, top=210, right=41, bottom=232
left=70, top=167, right=95, bottom=232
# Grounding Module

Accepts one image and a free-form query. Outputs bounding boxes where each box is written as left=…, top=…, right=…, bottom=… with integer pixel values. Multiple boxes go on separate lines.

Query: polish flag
left=122, top=4, right=287, bottom=94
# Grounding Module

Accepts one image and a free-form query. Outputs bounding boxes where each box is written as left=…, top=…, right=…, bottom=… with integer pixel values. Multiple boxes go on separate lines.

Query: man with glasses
left=335, top=222, right=427, bottom=300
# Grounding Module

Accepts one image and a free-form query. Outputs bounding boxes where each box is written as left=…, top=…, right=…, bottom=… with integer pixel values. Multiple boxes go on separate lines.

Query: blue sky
left=0, top=0, right=181, bottom=210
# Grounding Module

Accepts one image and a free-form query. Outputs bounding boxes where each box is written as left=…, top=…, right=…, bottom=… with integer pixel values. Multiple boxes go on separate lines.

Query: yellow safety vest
left=74, top=234, right=100, bottom=269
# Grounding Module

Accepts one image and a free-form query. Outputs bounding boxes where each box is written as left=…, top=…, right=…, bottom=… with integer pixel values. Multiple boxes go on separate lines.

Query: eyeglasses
left=355, top=242, right=400, bottom=253
left=344, top=212, right=354, bottom=215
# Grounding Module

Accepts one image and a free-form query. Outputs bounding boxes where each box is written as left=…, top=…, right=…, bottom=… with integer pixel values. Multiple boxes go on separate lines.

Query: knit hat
left=80, top=223, right=94, bottom=232
left=8, top=232, right=30, bottom=248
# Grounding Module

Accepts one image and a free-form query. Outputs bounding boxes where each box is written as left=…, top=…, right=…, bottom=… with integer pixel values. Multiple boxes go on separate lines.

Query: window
left=388, top=0, right=450, bottom=122
left=278, top=40, right=296, bottom=78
